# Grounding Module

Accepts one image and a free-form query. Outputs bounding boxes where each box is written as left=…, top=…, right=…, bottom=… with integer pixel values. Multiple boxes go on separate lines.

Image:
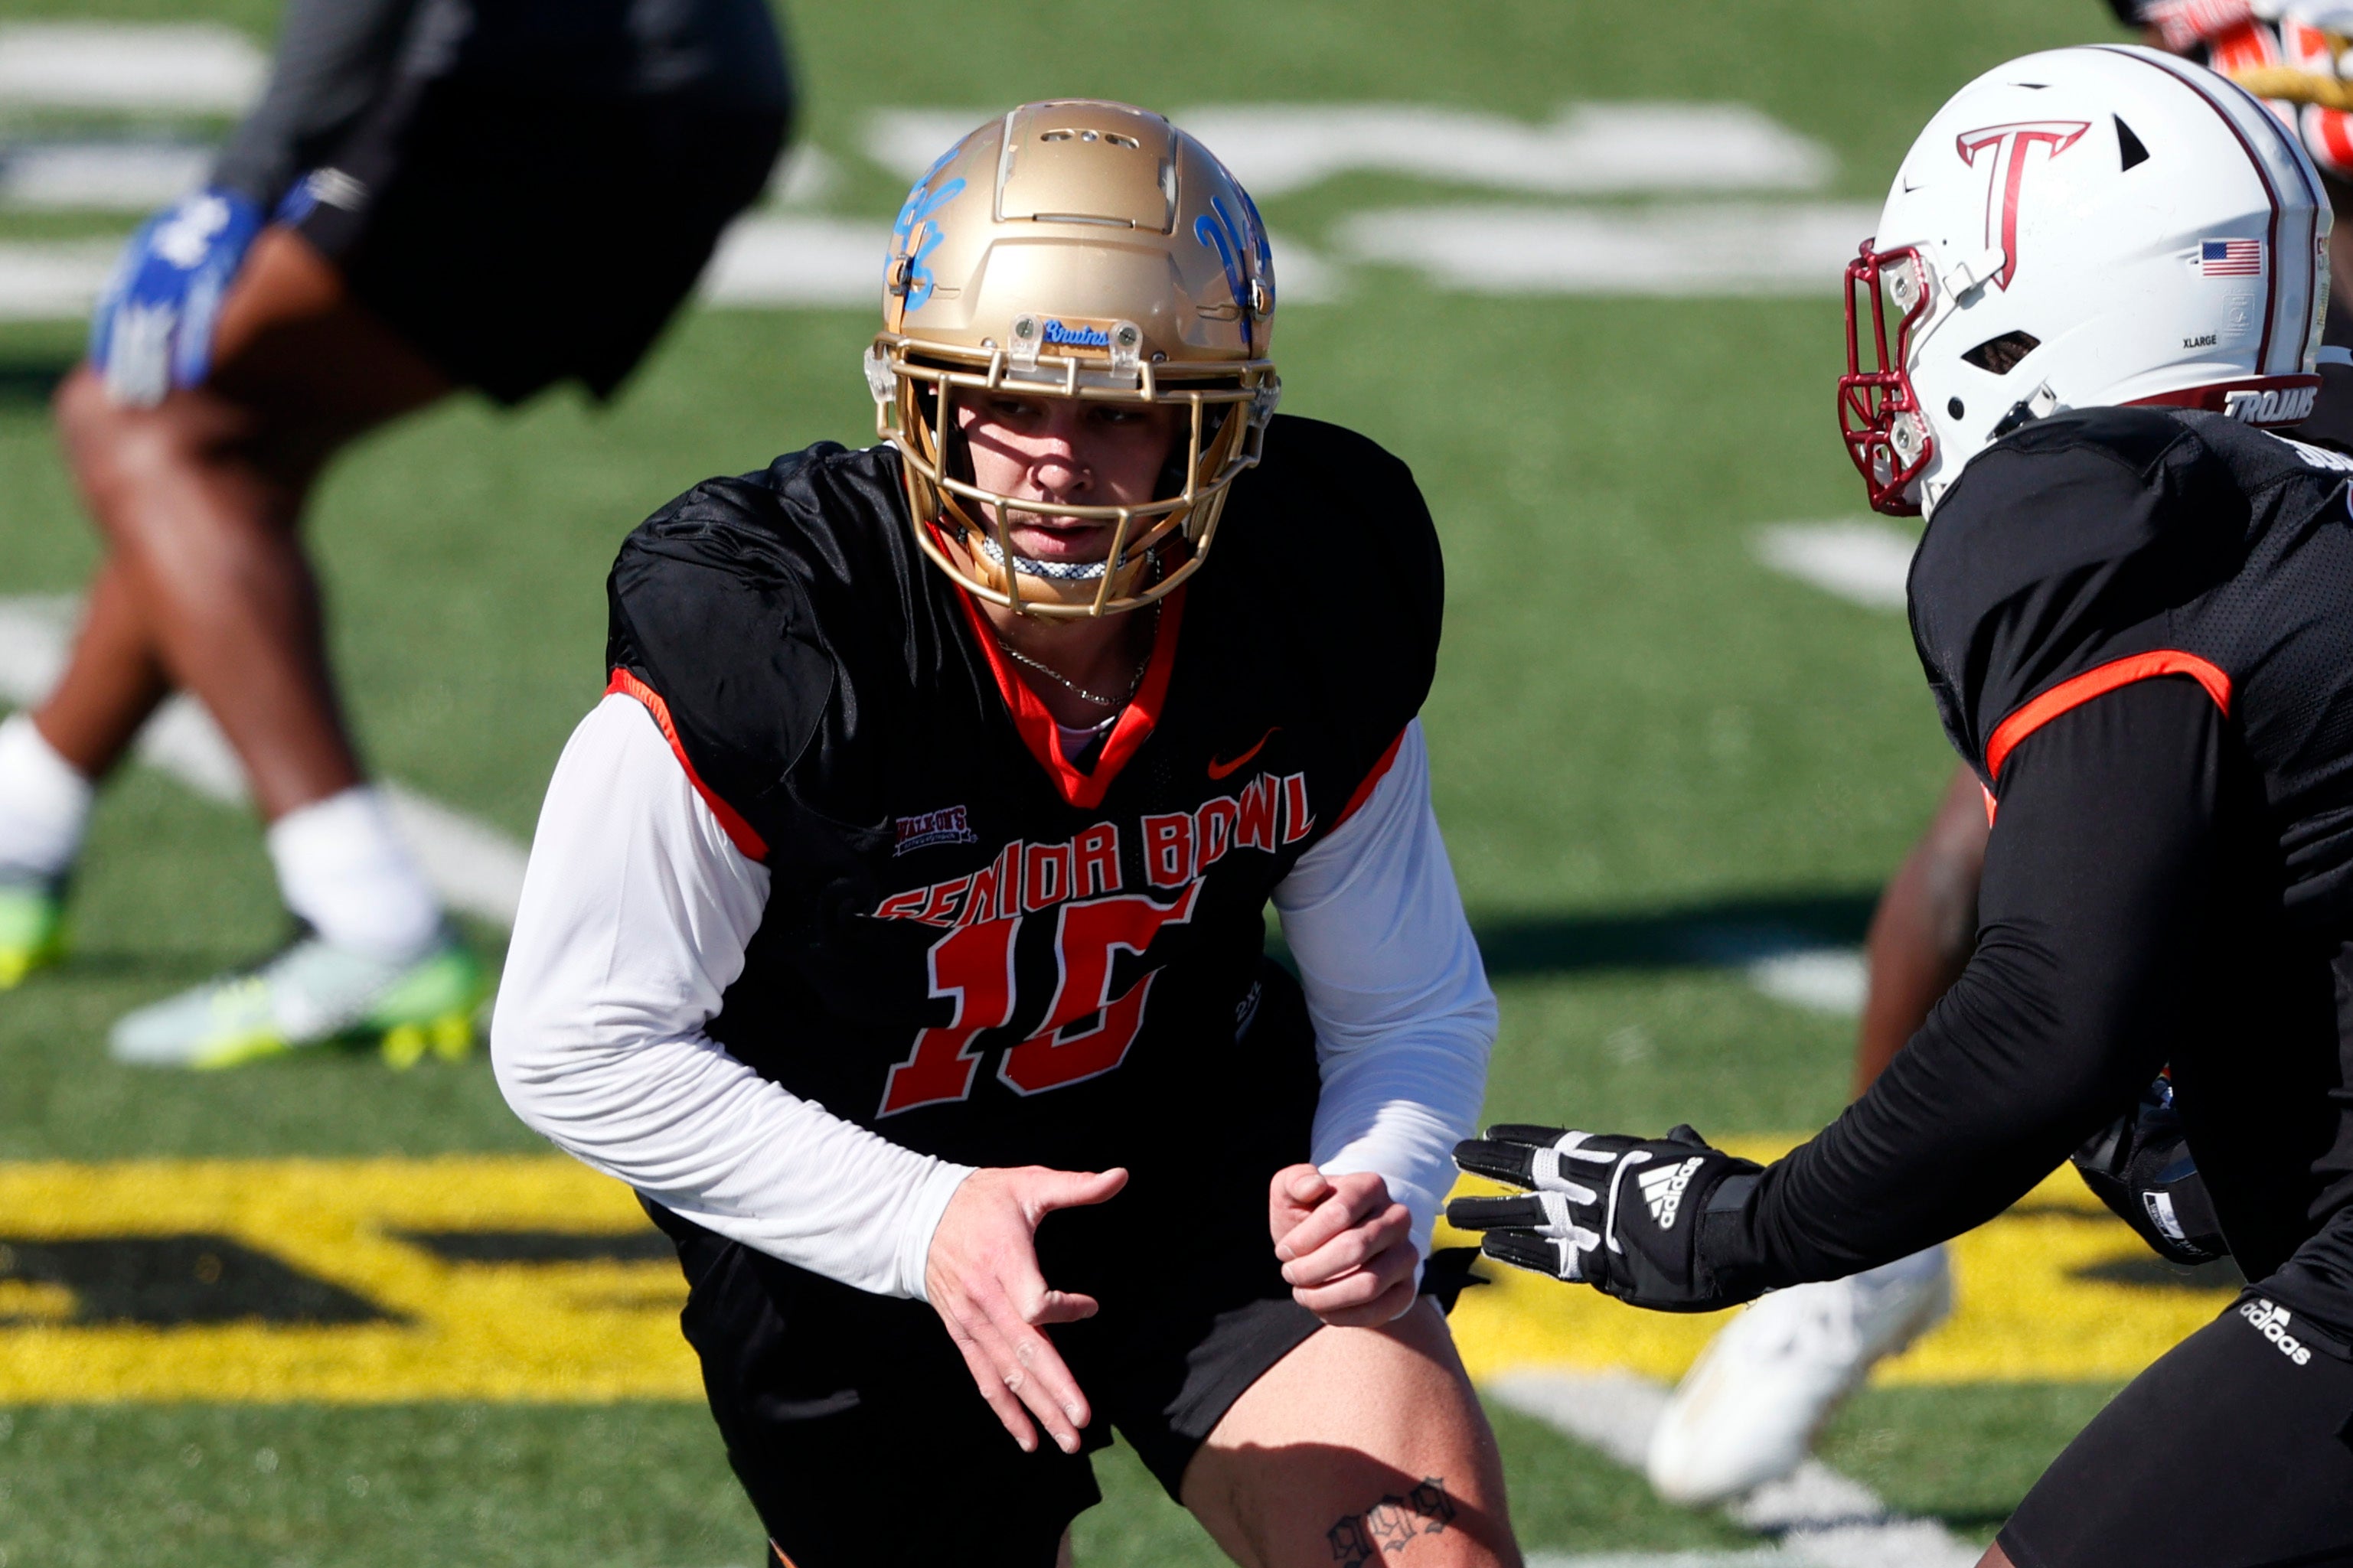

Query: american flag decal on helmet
left=2201, top=240, right=2263, bottom=276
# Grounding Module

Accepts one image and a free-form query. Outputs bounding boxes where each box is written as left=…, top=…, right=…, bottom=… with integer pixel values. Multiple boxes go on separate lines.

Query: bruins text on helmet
left=1839, top=43, right=2344, bottom=516
left=863, top=99, right=1281, bottom=618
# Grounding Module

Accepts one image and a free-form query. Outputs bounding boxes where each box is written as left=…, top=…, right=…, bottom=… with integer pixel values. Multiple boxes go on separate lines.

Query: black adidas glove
left=1448, top=1124, right=1766, bottom=1312
left=2071, top=1076, right=2227, bottom=1266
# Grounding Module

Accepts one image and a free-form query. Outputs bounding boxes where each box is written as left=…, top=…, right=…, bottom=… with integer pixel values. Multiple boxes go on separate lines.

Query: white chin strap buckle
left=1942, top=246, right=2007, bottom=300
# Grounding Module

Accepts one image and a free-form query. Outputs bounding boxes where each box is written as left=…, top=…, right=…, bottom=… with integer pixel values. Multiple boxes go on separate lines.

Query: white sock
left=0, top=712, right=93, bottom=882
left=265, top=786, right=442, bottom=964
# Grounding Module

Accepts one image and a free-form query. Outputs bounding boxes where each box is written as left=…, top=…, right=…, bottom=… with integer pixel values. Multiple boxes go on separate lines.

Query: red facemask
left=1839, top=241, right=1935, bottom=517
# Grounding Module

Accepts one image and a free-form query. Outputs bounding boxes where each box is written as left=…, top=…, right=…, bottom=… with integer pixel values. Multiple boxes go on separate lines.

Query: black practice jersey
left=1914, top=407, right=2353, bottom=921
left=1722, top=407, right=2353, bottom=1325
left=602, top=415, right=1441, bottom=1210
left=213, top=0, right=791, bottom=208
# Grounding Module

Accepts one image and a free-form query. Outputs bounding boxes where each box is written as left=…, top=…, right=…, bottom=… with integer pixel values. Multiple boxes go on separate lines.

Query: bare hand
left=1268, top=1164, right=1417, bottom=1328
left=925, top=1164, right=1128, bottom=1454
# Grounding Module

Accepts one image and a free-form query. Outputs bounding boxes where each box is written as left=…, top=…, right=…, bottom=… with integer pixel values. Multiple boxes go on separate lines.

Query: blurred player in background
left=496, top=100, right=1519, bottom=1568
left=1641, top=0, right=2353, bottom=1505
left=1457, top=45, right=2353, bottom=1566
left=0, top=0, right=790, bottom=1067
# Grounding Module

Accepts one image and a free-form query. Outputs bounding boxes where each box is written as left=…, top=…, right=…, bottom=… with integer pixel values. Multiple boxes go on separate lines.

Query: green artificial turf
left=0, top=1404, right=759, bottom=1568
left=1818, top=1382, right=2130, bottom=1543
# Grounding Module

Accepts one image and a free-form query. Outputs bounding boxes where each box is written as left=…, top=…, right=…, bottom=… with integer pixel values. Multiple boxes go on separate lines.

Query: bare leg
left=1853, top=762, right=1987, bottom=1093
left=33, top=559, right=171, bottom=779
left=46, top=226, right=451, bottom=821
left=1977, top=1544, right=2014, bottom=1568
left=1181, top=1300, right=1519, bottom=1568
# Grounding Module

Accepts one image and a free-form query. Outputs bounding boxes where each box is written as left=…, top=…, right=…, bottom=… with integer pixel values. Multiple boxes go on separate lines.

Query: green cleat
left=0, top=878, right=66, bottom=989
left=108, top=931, right=486, bottom=1070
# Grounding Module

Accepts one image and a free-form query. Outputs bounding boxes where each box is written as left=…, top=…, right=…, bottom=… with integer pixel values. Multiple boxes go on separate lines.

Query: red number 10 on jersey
left=875, top=885, right=1204, bottom=1118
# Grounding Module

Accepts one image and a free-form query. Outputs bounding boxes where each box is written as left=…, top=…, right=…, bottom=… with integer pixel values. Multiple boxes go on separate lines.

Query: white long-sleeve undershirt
left=1277, top=722, right=1496, bottom=1263
left=493, top=696, right=1494, bottom=1301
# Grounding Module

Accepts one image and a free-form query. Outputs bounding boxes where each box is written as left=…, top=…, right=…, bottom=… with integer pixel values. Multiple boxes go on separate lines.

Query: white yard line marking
left=0, top=240, right=122, bottom=321
left=0, top=23, right=264, bottom=112
left=1486, top=1371, right=1980, bottom=1568
left=698, top=214, right=891, bottom=308
left=377, top=788, right=527, bottom=930
left=1682, top=925, right=1866, bottom=1018
left=866, top=104, right=1832, bottom=197
left=764, top=144, right=837, bottom=209
left=1741, top=948, right=1867, bottom=1016
left=1333, top=203, right=1879, bottom=296
left=697, top=214, right=1343, bottom=307
left=0, top=595, right=527, bottom=927
left=1753, top=523, right=1917, bottom=612
left=0, top=140, right=210, bottom=210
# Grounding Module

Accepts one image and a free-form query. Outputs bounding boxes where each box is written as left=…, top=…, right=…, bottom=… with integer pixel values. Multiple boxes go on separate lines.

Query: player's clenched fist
left=925, top=1165, right=1128, bottom=1455
left=1268, top=1165, right=1417, bottom=1327
left=1450, top=1125, right=1763, bottom=1312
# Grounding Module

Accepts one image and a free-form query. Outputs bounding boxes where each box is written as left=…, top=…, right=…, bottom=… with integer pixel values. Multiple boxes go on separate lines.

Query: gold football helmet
left=864, top=99, right=1281, bottom=618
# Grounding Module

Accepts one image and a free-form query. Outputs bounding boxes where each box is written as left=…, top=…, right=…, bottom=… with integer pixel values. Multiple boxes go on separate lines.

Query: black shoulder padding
left=605, top=449, right=863, bottom=842
left=1913, top=409, right=2251, bottom=771
left=1217, top=414, right=1445, bottom=722
left=1989, top=404, right=2199, bottom=476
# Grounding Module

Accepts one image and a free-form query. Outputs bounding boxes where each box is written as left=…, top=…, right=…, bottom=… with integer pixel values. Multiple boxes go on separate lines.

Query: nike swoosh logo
left=1207, top=727, right=1278, bottom=780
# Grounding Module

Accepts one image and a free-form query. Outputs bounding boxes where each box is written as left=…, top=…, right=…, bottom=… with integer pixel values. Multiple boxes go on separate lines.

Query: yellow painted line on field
left=1442, top=1136, right=2237, bottom=1387
left=0, top=1146, right=2241, bottom=1402
left=0, top=1156, right=700, bottom=1402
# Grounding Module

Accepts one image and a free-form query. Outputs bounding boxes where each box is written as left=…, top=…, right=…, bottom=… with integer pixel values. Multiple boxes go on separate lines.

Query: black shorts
left=2001, top=1288, right=2353, bottom=1568
left=294, top=75, right=784, bottom=404
left=645, top=1197, right=1328, bottom=1568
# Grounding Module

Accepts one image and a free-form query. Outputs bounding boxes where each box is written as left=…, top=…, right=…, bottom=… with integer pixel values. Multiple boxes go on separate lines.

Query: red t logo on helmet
left=1956, top=121, right=2090, bottom=289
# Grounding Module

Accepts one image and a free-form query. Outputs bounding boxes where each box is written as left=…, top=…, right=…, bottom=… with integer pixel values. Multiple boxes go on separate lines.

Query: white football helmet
left=1841, top=44, right=2335, bottom=516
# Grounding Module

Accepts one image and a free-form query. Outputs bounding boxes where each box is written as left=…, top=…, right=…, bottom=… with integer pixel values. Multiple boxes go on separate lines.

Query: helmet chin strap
left=1989, top=382, right=2062, bottom=441
left=1924, top=381, right=2064, bottom=516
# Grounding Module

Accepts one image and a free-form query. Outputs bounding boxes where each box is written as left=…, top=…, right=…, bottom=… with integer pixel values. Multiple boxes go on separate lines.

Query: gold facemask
left=865, top=99, right=1281, bottom=618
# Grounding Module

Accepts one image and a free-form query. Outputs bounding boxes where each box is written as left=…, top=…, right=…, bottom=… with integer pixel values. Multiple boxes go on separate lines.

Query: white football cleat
left=1645, top=1244, right=1953, bottom=1506
left=109, top=929, right=485, bottom=1070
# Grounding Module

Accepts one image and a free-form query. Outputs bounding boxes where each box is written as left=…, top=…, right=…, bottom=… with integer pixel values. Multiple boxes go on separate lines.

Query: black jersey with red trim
left=1696, top=406, right=2353, bottom=1317
left=602, top=413, right=1439, bottom=1199
left=1911, top=405, right=2353, bottom=924
left=1873, top=403, right=2353, bottom=1292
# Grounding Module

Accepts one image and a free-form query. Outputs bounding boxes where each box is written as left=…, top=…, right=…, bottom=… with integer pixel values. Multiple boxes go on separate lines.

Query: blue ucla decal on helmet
left=1041, top=318, right=1111, bottom=348
left=889, top=151, right=966, bottom=313
left=1238, top=185, right=1274, bottom=276
left=1193, top=190, right=1272, bottom=351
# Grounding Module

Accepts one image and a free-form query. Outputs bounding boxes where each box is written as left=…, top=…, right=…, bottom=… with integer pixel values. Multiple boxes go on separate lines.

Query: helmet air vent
left=1039, top=128, right=1142, bottom=150
left=2116, top=116, right=2149, bottom=171
left=1961, top=331, right=2042, bottom=376
left=1000, top=106, right=1176, bottom=230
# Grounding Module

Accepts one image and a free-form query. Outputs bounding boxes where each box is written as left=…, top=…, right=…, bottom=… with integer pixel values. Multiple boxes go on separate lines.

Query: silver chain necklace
left=995, top=608, right=1157, bottom=710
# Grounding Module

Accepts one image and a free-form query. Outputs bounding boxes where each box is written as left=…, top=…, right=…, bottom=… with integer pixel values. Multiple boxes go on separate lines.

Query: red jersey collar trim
left=950, top=577, right=1184, bottom=811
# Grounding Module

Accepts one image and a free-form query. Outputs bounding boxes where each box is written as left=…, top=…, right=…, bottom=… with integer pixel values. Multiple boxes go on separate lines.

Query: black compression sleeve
left=211, top=0, right=424, bottom=207
left=1715, top=676, right=2238, bottom=1291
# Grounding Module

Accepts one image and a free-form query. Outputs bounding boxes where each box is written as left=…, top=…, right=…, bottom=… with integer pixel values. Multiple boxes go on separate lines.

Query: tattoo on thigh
left=1326, top=1477, right=1457, bottom=1564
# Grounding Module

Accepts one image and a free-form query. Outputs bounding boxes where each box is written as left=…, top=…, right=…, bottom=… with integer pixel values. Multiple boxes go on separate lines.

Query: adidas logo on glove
left=1637, top=1157, right=1705, bottom=1231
